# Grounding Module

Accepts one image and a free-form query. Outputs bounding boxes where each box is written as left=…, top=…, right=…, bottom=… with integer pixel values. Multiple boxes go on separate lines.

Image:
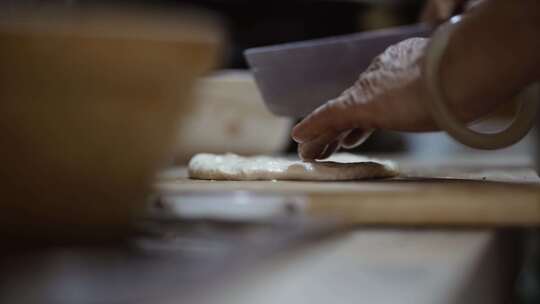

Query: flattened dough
left=188, top=153, right=398, bottom=181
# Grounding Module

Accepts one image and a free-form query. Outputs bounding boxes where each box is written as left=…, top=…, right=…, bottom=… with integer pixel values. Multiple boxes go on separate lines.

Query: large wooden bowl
left=0, top=7, right=221, bottom=240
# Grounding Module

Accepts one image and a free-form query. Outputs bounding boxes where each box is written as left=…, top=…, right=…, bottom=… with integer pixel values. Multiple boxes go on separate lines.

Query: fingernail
left=292, top=133, right=303, bottom=143
left=291, top=126, right=306, bottom=143
left=292, top=120, right=320, bottom=144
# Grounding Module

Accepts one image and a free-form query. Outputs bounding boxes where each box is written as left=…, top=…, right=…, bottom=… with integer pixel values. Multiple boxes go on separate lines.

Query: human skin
left=421, top=0, right=468, bottom=24
left=292, top=0, right=540, bottom=160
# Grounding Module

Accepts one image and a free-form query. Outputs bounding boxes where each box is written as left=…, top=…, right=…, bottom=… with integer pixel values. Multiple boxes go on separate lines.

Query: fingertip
left=292, top=115, right=321, bottom=143
left=297, top=131, right=337, bottom=161
left=298, top=142, right=325, bottom=161
left=291, top=123, right=306, bottom=143
left=293, top=95, right=360, bottom=145
left=291, top=102, right=336, bottom=143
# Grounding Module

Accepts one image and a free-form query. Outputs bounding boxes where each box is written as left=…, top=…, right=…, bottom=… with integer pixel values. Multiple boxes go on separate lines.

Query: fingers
left=317, top=139, right=341, bottom=160
left=342, top=128, right=373, bottom=149
left=292, top=93, right=375, bottom=160
left=298, top=128, right=372, bottom=160
left=293, top=34, right=429, bottom=159
left=297, top=131, right=341, bottom=161
left=292, top=94, right=365, bottom=144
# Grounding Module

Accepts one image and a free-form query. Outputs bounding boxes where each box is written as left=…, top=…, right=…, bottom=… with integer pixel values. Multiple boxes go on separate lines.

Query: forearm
left=437, top=0, right=540, bottom=122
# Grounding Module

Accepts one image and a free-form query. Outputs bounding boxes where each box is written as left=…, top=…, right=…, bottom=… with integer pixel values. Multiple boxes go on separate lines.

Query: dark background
left=2, top=0, right=426, bottom=152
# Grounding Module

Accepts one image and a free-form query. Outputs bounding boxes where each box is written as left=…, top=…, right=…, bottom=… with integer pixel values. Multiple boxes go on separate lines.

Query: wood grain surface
left=156, top=154, right=540, bottom=226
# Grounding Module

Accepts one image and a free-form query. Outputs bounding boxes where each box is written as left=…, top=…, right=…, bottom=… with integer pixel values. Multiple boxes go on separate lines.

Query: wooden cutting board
left=155, top=154, right=540, bottom=226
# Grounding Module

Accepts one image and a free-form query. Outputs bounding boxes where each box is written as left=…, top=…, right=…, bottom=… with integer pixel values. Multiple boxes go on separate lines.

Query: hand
left=292, top=38, right=435, bottom=160
left=292, top=0, right=540, bottom=161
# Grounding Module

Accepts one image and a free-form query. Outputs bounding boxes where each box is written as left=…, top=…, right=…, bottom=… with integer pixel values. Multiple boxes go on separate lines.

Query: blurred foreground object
left=0, top=6, right=222, bottom=240
left=175, top=70, right=292, bottom=164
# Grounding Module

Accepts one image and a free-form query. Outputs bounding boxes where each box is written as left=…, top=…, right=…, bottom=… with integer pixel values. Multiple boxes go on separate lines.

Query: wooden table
left=2, top=154, right=538, bottom=303
left=154, top=154, right=538, bottom=304
left=157, top=154, right=540, bottom=226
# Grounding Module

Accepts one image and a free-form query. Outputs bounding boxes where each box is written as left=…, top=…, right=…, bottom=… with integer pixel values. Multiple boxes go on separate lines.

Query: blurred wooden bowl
left=0, top=7, right=222, bottom=240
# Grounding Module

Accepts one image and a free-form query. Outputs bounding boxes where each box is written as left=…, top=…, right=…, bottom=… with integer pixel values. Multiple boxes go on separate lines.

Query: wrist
left=433, top=0, right=540, bottom=122
left=496, top=0, right=540, bottom=81
left=422, top=10, right=540, bottom=149
left=515, top=0, right=540, bottom=78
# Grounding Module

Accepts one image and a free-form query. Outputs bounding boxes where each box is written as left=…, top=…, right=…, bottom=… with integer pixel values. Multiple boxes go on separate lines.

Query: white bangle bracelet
left=423, top=15, right=540, bottom=150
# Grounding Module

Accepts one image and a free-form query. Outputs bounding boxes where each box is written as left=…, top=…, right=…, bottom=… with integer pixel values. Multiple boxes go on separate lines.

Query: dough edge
left=188, top=153, right=398, bottom=181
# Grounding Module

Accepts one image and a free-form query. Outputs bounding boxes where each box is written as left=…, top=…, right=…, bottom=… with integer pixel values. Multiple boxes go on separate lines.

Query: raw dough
left=188, top=153, right=398, bottom=181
